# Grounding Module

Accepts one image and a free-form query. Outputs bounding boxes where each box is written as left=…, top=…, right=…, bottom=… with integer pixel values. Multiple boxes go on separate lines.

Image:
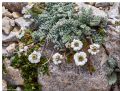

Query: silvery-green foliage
left=32, top=3, right=107, bottom=49
left=79, top=7, right=107, bottom=27
left=108, top=72, right=117, bottom=85
left=47, top=18, right=82, bottom=48
left=92, top=33, right=105, bottom=44
left=105, top=57, right=118, bottom=85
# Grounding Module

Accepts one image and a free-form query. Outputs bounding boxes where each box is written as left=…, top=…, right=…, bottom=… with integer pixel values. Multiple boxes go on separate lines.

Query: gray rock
left=38, top=48, right=110, bottom=91
left=95, top=2, right=113, bottom=8
left=10, top=19, right=15, bottom=27
left=12, top=12, right=22, bottom=19
left=2, top=2, right=28, bottom=12
left=2, top=6, right=13, bottom=18
left=84, top=2, right=96, bottom=6
left=2, top=17, right=14, bottom=35
left=11, top=26, right=21, bottom=37
left=3, top=58, right=11, bottom=66
left=76, top=3, right=107, bottom=18
left=2, top=80, right=7, bottom=91
left=2, top=32, right=18, bottom=43
left=107, top=3, right=120, bottom=19
left=107, top=19, right=115, bottom=25
left=114, top=85, right=120, bottom=91
left=12, top=26, right=20, bottom=32
left=6, top=43, right=16, bottom=54
left=15, top=17, right=33, bottom=29
left=107, top=25, right=120, bottom=38
left=118, top=3, right=120, bottom=14
left=104, top=28, right=120, bottom=68
left=2, top=31, right=18, bottom=56
left=2, top=47, right=8, bottom=56
left=3, top=59, right=24, bottom=86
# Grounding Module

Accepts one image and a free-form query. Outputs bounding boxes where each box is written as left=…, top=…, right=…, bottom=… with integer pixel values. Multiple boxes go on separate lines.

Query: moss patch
left=11, top=53, right=49, bottom=91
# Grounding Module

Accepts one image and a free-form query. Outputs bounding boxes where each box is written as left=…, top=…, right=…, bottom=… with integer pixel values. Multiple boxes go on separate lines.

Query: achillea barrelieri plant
left=31, top=2, right=107, bottom=73
left=4, top=2, right=111, bottom=91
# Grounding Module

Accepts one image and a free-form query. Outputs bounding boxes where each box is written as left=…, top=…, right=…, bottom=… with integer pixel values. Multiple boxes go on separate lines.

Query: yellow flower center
left=92, top=47, right=97, bottom=52
left=56, top=56, right=60, bottom=61
left=74, top=42, right=79, bottom=47
left=79, top=56, right=84, bottom=62
left=32, top=54, right=37, bottom=60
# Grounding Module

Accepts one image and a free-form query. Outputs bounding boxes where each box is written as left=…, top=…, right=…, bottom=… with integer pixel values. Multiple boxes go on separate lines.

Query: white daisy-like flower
left=74, top=52, right=87, bottom=66
left=88, top=43, right=100, bottom=55
left=71, top=39, right=83, bottom=51
left=52, top=53, right=63, bottom=65
left=28, top=51, right=41, bottom=63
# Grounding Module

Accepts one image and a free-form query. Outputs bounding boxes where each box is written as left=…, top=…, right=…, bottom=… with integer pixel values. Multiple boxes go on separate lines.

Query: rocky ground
left=2, top=2, right=120, bottom=91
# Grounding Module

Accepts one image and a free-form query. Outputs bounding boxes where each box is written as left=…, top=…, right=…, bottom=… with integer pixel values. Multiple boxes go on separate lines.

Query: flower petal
left=74, top=52, right=87, bottom=66
left=28, top=51, right=41, bottom=63
left=52, top=53, right=63, bottom=65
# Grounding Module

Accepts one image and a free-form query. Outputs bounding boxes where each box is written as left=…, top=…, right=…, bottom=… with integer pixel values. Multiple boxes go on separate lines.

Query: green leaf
left=108, top=72, right=117, bottom=85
